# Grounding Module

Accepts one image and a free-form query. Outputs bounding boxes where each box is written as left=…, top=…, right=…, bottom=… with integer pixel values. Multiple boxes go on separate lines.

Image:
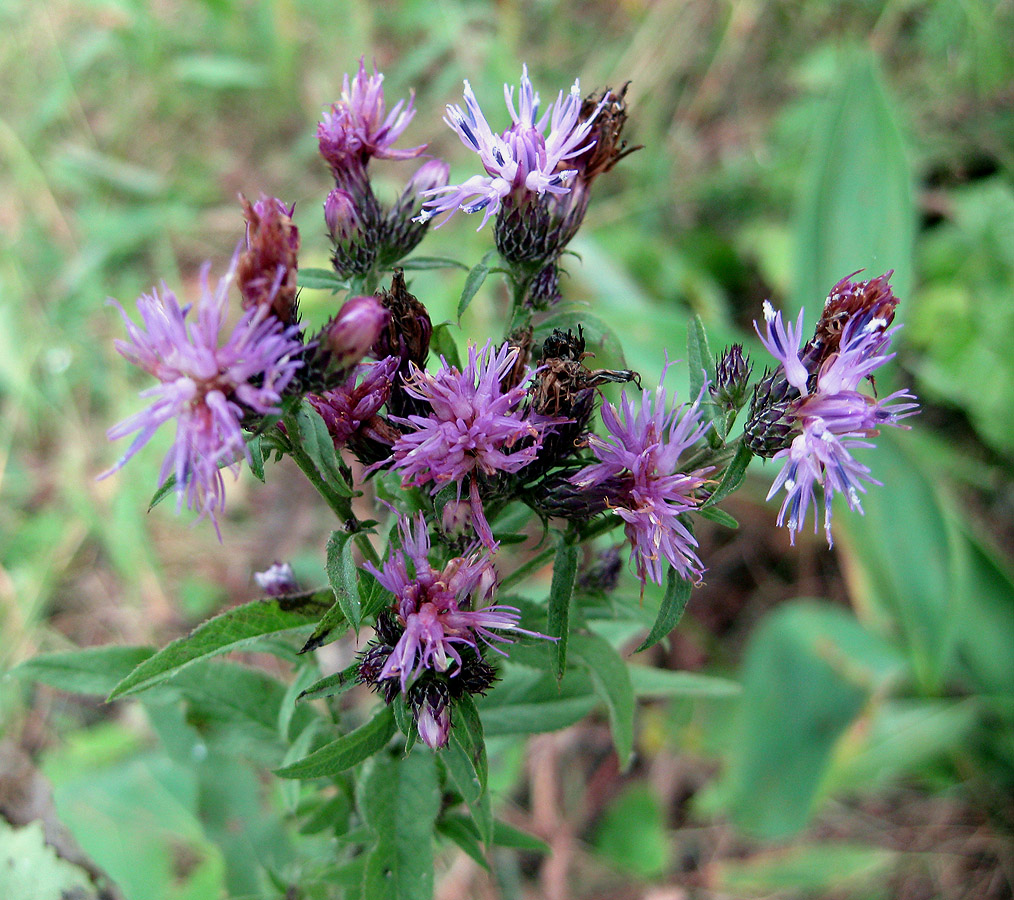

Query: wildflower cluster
left=103, top=60, right=918, bottom=759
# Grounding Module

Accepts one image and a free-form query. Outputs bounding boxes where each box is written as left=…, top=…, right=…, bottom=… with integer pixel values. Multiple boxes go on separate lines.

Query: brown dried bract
left=236, top=196, right=300, bottom=324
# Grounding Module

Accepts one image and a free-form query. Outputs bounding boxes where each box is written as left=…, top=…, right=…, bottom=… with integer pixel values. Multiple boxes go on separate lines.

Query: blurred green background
left=2, top=0, right=1013, bottom=897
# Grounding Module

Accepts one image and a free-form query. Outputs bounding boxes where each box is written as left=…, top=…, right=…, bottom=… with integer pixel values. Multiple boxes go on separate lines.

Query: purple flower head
left=386, top=340, right=558, bottom=547
left=755, top=301, right=809, bottom=394
left=758, top=296, right=919, bottom=546
left=317, top=58, right=424, bottom=172
left=365, top=514, right=549, bottom=693
left=418, top=65, right=604, bottom=230
left=254, top=561, right=298, bottom=596
left=310, top=356, right=400, bottom=447
left=101, top=253, right=303, bottom=536
left=573, top=364, right=712, bottom=587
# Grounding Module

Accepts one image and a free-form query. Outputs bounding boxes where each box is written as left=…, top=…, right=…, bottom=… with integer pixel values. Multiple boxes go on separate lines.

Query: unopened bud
left=253, top=561, right=298, bottom=596
left=327, top=295, right=389, bottom=371
left=325, top=188, right=379, bottom=278
left=441, top=499, right=472, bottom=536
left=407, top=679, right=452, bottom=749
left=378, top=159, right=451, bottom=268
left=711, top=344, right=752, bottom=411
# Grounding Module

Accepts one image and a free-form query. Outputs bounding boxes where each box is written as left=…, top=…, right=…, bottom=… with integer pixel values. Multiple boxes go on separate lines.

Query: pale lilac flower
left=755, top=301, right=809, bottom=394
left=102, top=254, right=302, bottom=535
left=573, top=365, right=712, bottom=587
left=254, top=561, right=298, bottom=596
left=418, top=65, right=603, bottom=229
left=317, top=58, right=424, bottom=172
left=760, top=306, right=919, bottom=545
left=310, top=356, right=399, bottom=447
left=364, top=514, right=548, bottom=692
left=387, top=341, right=556, bottom=547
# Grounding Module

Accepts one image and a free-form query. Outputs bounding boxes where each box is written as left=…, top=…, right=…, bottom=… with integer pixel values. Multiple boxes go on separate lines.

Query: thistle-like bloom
left=310, top=356, right=400, bottom=447
left=573, top=367, right=712, bottom=586
left=102, top=254, right=303, bottom=534
left=317, top=58, right=424, bottom=172
left=758, top=281, right=918, bottom=545
left=364, top=514, right=547, bottom=693
left=418, top=65, right=602, bottom=229
left=387, top=341, right=556, bottom=547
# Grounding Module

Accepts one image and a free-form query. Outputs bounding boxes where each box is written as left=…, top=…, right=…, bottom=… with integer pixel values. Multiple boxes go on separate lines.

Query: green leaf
left=0, top=820, right=92, bottom=898
left=147, top=474, right=178, bottom=511
left=696, top=505, right=739, bottom=528
left=702, top=441, right=753, bottom=508
left=481, top=695, right=597, bottom=736
left=326, top=530, right=361, bottom=630
left=792, top=51, right=914, bottom=315
left=570, top=632, right=635, bottom=769
left=275, top=705, right=395, bottom=779
left=436, top=815, right=490, bottom=870
left=687, top=315, right=716, bottom=400
left=491, top=820, right=550, bottom=854
left=11, top=646, right=154, bottom=696
left=361, top=752, right=441, bottom=900
left=592, top=784, right=670, bottom=878
left=628, top=665, right=740, bottom=698
left=457, top=250, right=496, bottom=321
left=398, top=256, right=469, bottom=271
left=297, top=663, right=361, bottom=703
left=444, top=695, right=492, bottom=844
left=247, top=434, right=265, bottom=482
left=294, top=400, right=354, bottom=496
left=107, top=594, right=327, bottom=699
left=430, top=322, right=462, bottom=371
left=634, top=567, right=693, bottom=653
left=173, top=54, right=267, bottom=89
left=298, top=598, right=349, bottom=654
left=547, top=535, right=578, bottom=678
left=297, top=268, right=349, bottom=292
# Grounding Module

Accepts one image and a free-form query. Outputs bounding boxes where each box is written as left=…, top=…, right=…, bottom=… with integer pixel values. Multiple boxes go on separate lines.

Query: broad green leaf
left=457, top=250, right=496, bottom=321
left=628, top=665, right=740, bottom=699
left=398, top=256, right=469, bottom=271
left=297, top=268, right=348, bottom=292
left=634, top=567, right=692, bottom=653
left=361, top=752, right=440, bottom=900
left=701, top=441, right=752, bottom=508
left=297, top=663, right=360, bottom=704
left=547, top=535, right=578, bottom=678
left=108, top=594, right=327, bottom=699
left=12, top=646, right=154, bottom=696
left=570, top=632, right=635, bottom=769
left=430, top=322, right=462, bottom=370
left=298, top=599, right=349, bottom=654
left=294, top=401, right=354, bottom=496
left=792, top=52, right=914, bottom=315
left=480, top=695, right=597, bottom=736
left=326, top=530, right=361, bottom=629
left=275, top=706, right=395, bottom=779
left=719, top=601, right=904, bottom=839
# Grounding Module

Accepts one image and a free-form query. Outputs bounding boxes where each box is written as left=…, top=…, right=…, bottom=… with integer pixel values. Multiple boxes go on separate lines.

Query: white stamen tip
left=763, top=299, right=776, bottom=322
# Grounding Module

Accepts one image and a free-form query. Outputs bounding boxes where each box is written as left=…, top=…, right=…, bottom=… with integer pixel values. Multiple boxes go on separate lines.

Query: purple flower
left=364, top=514, right=548, bottom=693
left=101, top=253, right=303, bottom=535
left=418, top=65, right=603, bottom=229
left=759, top=301, right=919, bottom=545
left=386, top=341, right=556, bottom=547
left=317, top=58, right=424, bottom=173
left=573, top=365, right=712, bottom=587
left=254, top=561, right=298, bottom=596
left=326, top=295, right=389, bottom=371
left=310, top=356, right=400, bottom=447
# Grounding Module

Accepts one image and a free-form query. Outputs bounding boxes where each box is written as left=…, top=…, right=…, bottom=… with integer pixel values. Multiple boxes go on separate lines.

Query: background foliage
left=2, top=0, right=1012, bottom=897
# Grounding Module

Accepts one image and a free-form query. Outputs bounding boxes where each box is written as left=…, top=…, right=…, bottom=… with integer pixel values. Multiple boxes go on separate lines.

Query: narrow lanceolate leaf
left=108, top=594, right=328, bottom=699
left=687, top=315, right=716, bottom=398
left=298, top=599, right=349, bottom=654
left=628, top=666, right=740, bottom=698
left=430, top=322, right=462, bottom=371
left=297, top=663, right=361, bottom=704
left=297, top=268, right=349, bottom=292
left=397, top=256, right=469, bottom=272
left=635, top=567, right=693, bottom=653
left=436, top=815, right=490, bottom=871
left=247, top=434, right=266, bottom=482
left=702, top=441, right=753, bottom=509
left=444, top=695, right=492, bottom=844
left=294, top=401, right=354, bottom=496
left=326, top=530, right=361, bottom=629
left=570, top=632, right=636, bottom=769
left=696, top=505, right=739, bottom=529
left=275, top=705, right=395, bottom=779
left=12, top=646, right=154, bottom=696
left=547, top=536, right=579, bottom=679
left=361, top=751, right=441, bottom=900
left=492, top=820, right=551, bottom=854
left=457, top=250, right=496, bottom=321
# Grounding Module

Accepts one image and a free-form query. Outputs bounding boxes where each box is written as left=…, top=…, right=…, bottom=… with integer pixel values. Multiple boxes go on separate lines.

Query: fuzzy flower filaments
left=756, top=274, right=919, bottom=545
left=386, top=341, right=557, bottom=547
left=102, top=255, right=302, bottom=535
left=573, top=367, right=712, bottom=587
left=418, top=65, right=602, bottom=229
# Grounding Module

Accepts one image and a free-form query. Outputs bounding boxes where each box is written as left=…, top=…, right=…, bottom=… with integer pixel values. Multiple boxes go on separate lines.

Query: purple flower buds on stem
left=326, top=295, right=389, bottom=372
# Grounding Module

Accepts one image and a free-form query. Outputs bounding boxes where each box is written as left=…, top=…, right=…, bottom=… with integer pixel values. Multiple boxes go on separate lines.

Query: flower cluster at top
left=102, top=58, right=917, bottom=747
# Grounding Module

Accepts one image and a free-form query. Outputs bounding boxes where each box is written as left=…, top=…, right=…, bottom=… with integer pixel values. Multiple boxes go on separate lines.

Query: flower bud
left=327, top=295, right=389, bottom=371
left=711, top=344, right=752, bottom=411
left=378, top=159, right=451, bottom=268
left=441, top=499, right=472, bottom=536
left=407, top=679, right=451, bottom=749
left=324, top=188, right=358, bottom=241
left=253, top=561, right=298, bottom=596
left=325, top=188, right=380, bottom=278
